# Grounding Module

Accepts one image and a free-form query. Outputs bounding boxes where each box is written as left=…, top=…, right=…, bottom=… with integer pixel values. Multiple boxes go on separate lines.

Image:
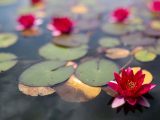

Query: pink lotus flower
left=107, top=67, right=156, bottom=108
left=47, top=17, right=74, bottom=36
left=17, top=14, right=42, bottom=31
left=111, top=8, right=130, bottom=23
left=31, top=0, right=43, bottom=5
left=148, top=0, right=160, bottom=12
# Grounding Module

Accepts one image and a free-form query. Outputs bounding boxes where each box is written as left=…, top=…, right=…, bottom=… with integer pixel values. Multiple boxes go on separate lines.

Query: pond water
left=0, top=0, right=160, bottom=120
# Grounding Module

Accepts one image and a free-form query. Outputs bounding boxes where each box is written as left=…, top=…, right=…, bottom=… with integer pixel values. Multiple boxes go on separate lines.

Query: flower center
left=127, top=81, right=135, bottom=89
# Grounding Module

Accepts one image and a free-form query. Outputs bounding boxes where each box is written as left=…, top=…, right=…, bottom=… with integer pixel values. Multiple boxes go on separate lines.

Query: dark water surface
left=0, top=0, right=160, bottom=120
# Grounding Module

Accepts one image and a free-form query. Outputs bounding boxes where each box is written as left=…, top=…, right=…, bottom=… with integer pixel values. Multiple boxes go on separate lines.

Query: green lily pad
left=53, top=34, right=89, bottom=47
left=0, top=53, right=17, bottom=73
left=18, top=7, right=38, bottom=15
left=75, top=59, right=119, bottom=86
left=0, top=33, right=18, bottom=48
left=39, top=43, right=88, bottom=61
left=99, top=37, right=120, bottom=48
left=134, top=49, right=157, bottom=62
left=19, top=61, right=74, bottom=87
left=0, top=0, right=16, bottom=5
left=101, top=23, right=128, bottom=35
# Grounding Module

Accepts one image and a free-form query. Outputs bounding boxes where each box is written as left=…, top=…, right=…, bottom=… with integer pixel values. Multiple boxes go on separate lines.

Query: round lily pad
left=0, top=33, right=18, bottom=48
left=53, top=34, right=89, bottom=47
left=19, top=61, right=74, bottom=87
left=0, top=53, right=17, bottom=73
left=39, top=43, right=88, bottom=61
left=0, top=0, right=16, bottom=5
left=99, top=37, right=120, bottom=48
left=105, top=48, right=130, bottom=59
left=75, top=59, right=119, bottom=86
left=134, top=49, right=157, bottom=62
left=101, top=23, right=128, bottom=35
left=54, top=75, right=101, bottom=102
left=18, top=84, right=55, bottom=96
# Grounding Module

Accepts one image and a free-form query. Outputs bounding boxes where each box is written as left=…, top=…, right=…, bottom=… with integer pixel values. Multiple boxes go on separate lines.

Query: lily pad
left=71, top=4, right=88, bottom=14
left=134, top=49, right=157, bottom=62
left=39, top=43, right=88, bottom=61
left=75, top=59, right=119, bottom=86
left=18, top=84, right=55, bottom=96
left=53, top=34, right=89, bottom=47
left=54, top=75, right=101, bottom=102
left=105, top=48, right=130, bottom=59
left=0, top=33, right=18, bottom=48
left=132, top=67, right=153, bottom=84
left=99, top=37, right=120, bottom=48
left=19, top=61, right=74, bottom=87
left=0, top=53, right=17, bottom=73
left=101, top=23, right=128, bottom=35
left=0, top=0, right=16, bottom=5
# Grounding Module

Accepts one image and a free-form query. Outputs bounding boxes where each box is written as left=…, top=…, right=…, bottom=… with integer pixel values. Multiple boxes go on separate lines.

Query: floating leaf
left=75, top=59, right=119, bottom=86
left=21, top=28, right=40, bottom=37
left=121, top=33, right=156, bottom=46
left=0, top=53, right=17, bottom=73
left=53, top=34, right=89, bottom=47
left=134, top=49, right=157, bottom=62
left=39, top=43, right=88, bottom=61
left=99, top=37, right=120, bottom=48
left=0, top=0, right=16, bottom=5
left=71, top=4, right=88, bottom=14
left=101, top=23, right=128, bottom=35
left=105, top=48, right=130, bottom=59
left=19, top=61, right=74, bottom=87
left=18, top=84, right=55, bottom=96
left=150, top=20, right=160, bottom=30
left=132, top=67, right=153, bottom=84
left=0, top=33, right=18, bottom=48
left=54, top=75, right=101, bottom=102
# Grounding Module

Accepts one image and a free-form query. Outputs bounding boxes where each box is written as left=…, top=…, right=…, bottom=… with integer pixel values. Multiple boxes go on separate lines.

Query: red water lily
left=17, top=14, right=36, bottom=30
left=111, top=8, right=130, bottom=22
left=148, top=0, right=160, bottom=12
left=107, top=67, right=156, bottom=108
left=31, top=0, right=43, bottom=5
left=47, top=17, right=74, bottom=36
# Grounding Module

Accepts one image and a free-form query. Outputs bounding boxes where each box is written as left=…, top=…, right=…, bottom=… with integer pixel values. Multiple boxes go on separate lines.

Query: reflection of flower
left=107, top=67, right=156, bottom=108
left=111, top=8, right=130, bottom=22
left=31, top=0, right=43, bottom=5
left=17, top=14, right=42, bottom=31
left=47, top=17, right=74, bottom=36
left=148, top=0, right=160, bottom=12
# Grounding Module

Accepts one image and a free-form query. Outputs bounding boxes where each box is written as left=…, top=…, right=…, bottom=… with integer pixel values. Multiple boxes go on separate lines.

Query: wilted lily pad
left=99, top=37, right=120, bottom=48
left=101, top=23, right=128, bottom=35
left=75, top=59, right=119, bottom=86
left=53, top=34, right=89, bottom=47
left=132, top=67, right=153, bottom=84
left=54, top=75, right=101, bottom=102
left=19, top=61, right=74, bottom=87
left=39, top=43, right=88, bottom=61
left=18, top=84, right=55, bottom=96
left=0, top=33, right=18, bottom=48
left=105, top=48, right=130, bottom=59
left=134, top=49, right=157, bottom=62
left=71, top=4, right=88, bottom=14
left=0, top=53, right=17, bottom=73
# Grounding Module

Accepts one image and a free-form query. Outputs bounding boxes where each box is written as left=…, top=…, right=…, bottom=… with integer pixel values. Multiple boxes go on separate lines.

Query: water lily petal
left=111, top=96, right=125, bottom=108
left=126, top=97, right=137, bottom=106
left=137, top=84, right=156, bottom=96
left=114, top=72, right=121, bottom=84
left=138, top=96, right=150, bottom=107
left=107, top=81, right=118, bottom=92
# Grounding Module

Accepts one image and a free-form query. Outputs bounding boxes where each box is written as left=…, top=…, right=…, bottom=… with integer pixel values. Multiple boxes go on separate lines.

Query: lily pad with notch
left=39, top=43, right=88, bottom=61
left=0, top=53, right=17, bottom=73
left=19, top=61, right=74, bottom=87
left=75, top=59, right=119, bottom=86
left=0, top=33, right=18, bottom=48
left=99, top=37, right=120, bottom=48
left=53, top=34, right=89, bottom=47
